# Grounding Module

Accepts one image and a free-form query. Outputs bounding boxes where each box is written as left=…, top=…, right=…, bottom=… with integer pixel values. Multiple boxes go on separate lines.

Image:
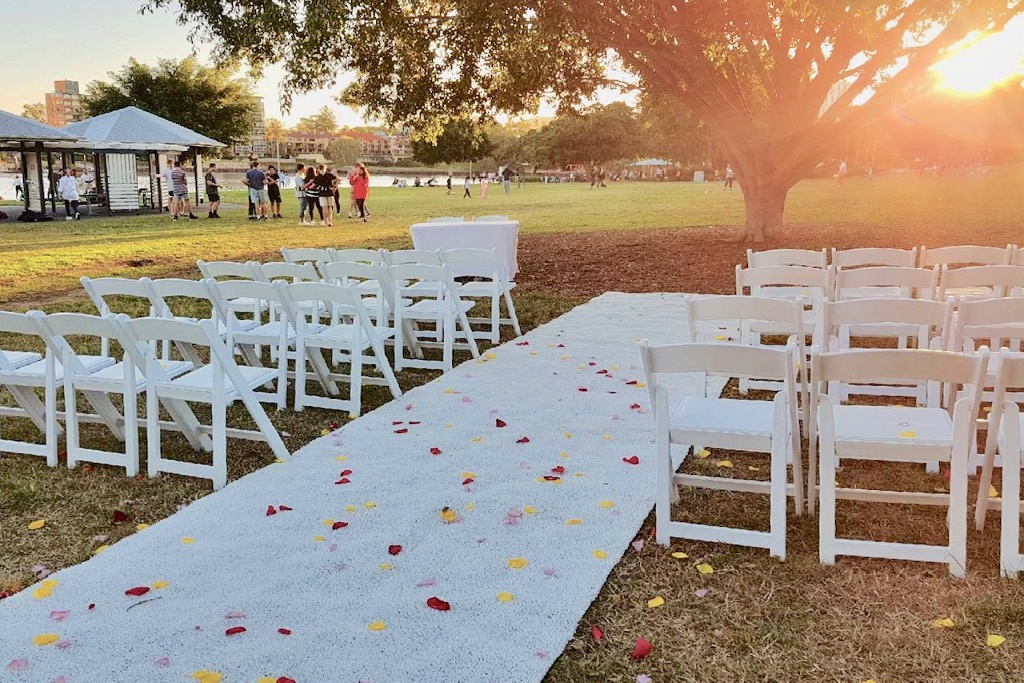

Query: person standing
left=302, top=166, right=323, bottom=225
left=266, top=164, right=282, bottom=218
left=57, top=168, right=81, bottom=221
left=501, top=166, right=513, bottom=195
left=244, top=160, right=269, bottom=220
left=837, top=159, right=848, bottom=185
left=293, top=163, right=309, bottom=225
left=463, top=175, right=472, bottom=198
left=81, top=169, right=95, bottom=193
left=204, top=163, right=222, bottom=218
left=161, top=161, right=176, bottom=214
left=349, top=163, right=370, bottom=221
left=724, top=165, right=736, bottom=190
left=314, top=163, right=336, bottom=226
left=446, top=172, right=453, bottom=195
left=331, top=168, right=342, bottom=214
left=480, top=175, right=489, bottom=199
left=171, top=160, right=199, bottom=220
left=13, top=175, right=22, bottom=200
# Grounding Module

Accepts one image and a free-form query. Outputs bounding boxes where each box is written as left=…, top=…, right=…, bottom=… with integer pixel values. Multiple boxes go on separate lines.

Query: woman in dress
left=349, top=163, right=370, bottom=222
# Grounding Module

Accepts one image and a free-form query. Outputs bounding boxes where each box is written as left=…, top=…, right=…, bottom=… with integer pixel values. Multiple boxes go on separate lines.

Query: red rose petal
left=388, top=544, right=403, bottom=556
left=277, top=678, right=296, bottom=683
left=409, top=421, right=421, bottom=425
left=339, top=469, right=353, bottom=476
left=335, top=478, right=351, bottom=485
left=516, top=436, right=530, bottom=444
left=623, top=456, right=640, bottom=465
left=495, top=419, right=507, bottom=428
left=278, top=505, right=293, bottom=511
left=277, top=628, right=292, bottom=635
left=225, top=626, right=246, bottom=636
left=591, top=625, right=604, bottom=641
left=332, top=521, right=349, bottom=530
left=598, top=369, right=609, bottom=374
left=631, top=636, right=652, bottom=659
left=83, top=464, right=94, bottom=472
left=395, top=428, right=409, bottom=434
left=578, top=387, right=588, bottom=392
left=626, top=380, right=638, bottom=385
left=392, top=420, right=403, bottom=426
left=462, top=478, right=475, bottom=485
left=88, top=603, right=95, bottom=610
left=266, top=505, right=277, bottom=516
left=112, top=510, right=128, bottom=524
left=430, top=447, right=442, bottom=456
left=542, top=475, right=561, bottom=482
left=515, top=341, right=529, bottom=346
left=426, top=596, right=451, bottom=611
left=556, top=343, right=565, bottom=347
left=551, top=466, right=566, bottom=474
left=125, top=586, right=150, bottom=597
left=630, top=403, right=641, bottom=410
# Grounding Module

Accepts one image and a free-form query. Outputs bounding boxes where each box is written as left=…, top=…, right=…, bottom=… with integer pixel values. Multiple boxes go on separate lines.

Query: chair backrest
left=146, top=278, right=217, bottom=320
left=317, top=260, right=383, bottom=286
left=196, top=260, right=260, bottom=281
left=121, top=316, right=233, bottom=385
left=955, top=297, right=1024, bottom=351
left=28, top=312, right=120, bottom=374
left=832, top=266, right=939, bottom=300
left=440, top=248, right=506, bottom=281
left=735, top=265, right=831, bottom=295
left=255, top=261, right=320, bottom=284
left=332, top=248, right=382, bottom=264
left=815, top=297, right=954, bottom=350
left=811, top=347, right=986, bottom=393
left=81, top=276, right=154, bottom=316
left=387, top=249, right=444, bottom=266
left=919, top=244, right=1013, bottom=268
left=428, top=216, right=463, bottom=222
left=281, top=247, right=338, bottom=265
left=685, top=295, right=803, bottom=343
left=831, top=247, right=918, bottom=268
left=387, top=263, right=455, bottom=301
left=939, top=265, right=1024, bottom=299
left=474, top=215, right=509, bottom=221
left=641, top=340, right=795, bottom=390
left=0, top=311, right=47, bottom=371
left=279, top=281, right=373, bottom=326
left=747, top=248, right=827, bottom=269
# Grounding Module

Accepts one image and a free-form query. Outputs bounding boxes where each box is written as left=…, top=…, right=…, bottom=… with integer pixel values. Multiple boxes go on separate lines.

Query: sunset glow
left=932, top=17, right=1024, bottom=95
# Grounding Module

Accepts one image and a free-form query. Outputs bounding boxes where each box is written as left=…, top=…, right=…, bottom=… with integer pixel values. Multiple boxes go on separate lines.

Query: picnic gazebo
left=0, top=109, right=81, bottom=216
left=64, top=106, right=225, bottom=212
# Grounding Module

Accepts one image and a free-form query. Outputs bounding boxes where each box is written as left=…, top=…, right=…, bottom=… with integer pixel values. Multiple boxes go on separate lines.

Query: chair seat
left=838, top=286, right=906, bottom=300
left=757, top=286, right=825, bottom=301
left=403, top=299, right=475, bottom=317
left=234, top=321, right=322, bottom=344
left=228, top=297, right=269, bottom=313
left=81, top=359, right=193, bottom=390
left=832, top=405, right=953, bottom=447
left=946, top=285, right=996, bottom=300
left=458, top=281, right=516, bottom=296
left=669, top=396, right=776, bottom=437
left=303, top=323, right=383, bottom=347
left=163, top=363, right=279, bottom=398
left=3, top=350, right=42, bottom=369
left=11, top=355, right=115, bottom=381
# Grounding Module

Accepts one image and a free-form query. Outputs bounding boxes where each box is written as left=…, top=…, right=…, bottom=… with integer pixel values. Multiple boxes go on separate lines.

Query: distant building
left=232, top=97, right=268, bottom=158
left=282, top=129, right=413, bottom=163
left=45, top=80, right=84, bottom=127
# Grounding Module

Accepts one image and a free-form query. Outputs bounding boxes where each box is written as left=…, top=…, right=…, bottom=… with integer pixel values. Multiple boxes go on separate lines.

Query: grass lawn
left=3, top=166, right=1024, bottom=681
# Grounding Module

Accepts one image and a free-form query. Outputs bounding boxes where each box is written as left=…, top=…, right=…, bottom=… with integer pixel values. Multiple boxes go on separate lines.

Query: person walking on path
left=57, top=168, right=81, bottom=221
left=266, top=164, right=283, bottom=218
left=349, top=163, right=370, bottom=221
left=463, top=175, right=472, bottom=198
left=13, top=176, right=22, bottom=200
left=244, top=161, right=269, bottom=220
left=204, top=163, right=222, bottom=218
left=171, top=160, right=199, bottom=220
left=724, top=165, right=736, bottom=190
left=294, top=163, right=309, bottom=225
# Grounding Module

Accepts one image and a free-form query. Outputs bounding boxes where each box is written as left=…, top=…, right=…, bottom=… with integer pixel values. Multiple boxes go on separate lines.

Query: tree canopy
left=83, top=56, right=255, bottom=149
left=146, top=0, right=1023, bottom=239
left=327, top=137, right=363, bottom=166
left=411, top=119, right=494, bottom=165
left=295, top=106, right=338, bottom=134
left=21, top=103, right=46, bottom=123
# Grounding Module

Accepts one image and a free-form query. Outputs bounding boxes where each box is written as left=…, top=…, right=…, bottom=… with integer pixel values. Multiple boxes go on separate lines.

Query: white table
left=410, top=220, right=520, bottom=279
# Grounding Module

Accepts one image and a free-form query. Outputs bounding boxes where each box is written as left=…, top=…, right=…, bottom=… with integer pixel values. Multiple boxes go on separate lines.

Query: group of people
left=446, top=166, right=516, bottom=198
left=289, top=162, right=371, bottom=226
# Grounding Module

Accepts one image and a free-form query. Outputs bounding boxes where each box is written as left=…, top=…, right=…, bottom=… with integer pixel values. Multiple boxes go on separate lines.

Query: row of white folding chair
left=0, top=310, right=288, bottom=489
left=748, top=245, right=1016, bottom=270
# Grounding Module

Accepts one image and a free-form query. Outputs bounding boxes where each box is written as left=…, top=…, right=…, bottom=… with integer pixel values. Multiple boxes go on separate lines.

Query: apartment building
left=45, top=80, right=84, bottom=127
left=231, top=97, right=268, bottom=158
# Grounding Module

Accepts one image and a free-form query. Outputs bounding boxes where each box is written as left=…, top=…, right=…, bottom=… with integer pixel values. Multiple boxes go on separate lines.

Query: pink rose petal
left=50, top=610, right=70, bottom=621
left=54, top=640, right=71, bottom=650
left=461, top=396, right=472, bottom=403
left=329, top=544, right=338, bottom=552
left=6, top=659, right=29, bottom=672
left=632, top=540, right=645, bottom=553
left=224, top=610, right=246, bottom=619
left=542, top=566, right=557, bottom=576
left=154, top=657, right=170, bottom=668
left=694, top=588, right=708, bottom=598
left=415, top=578, right=437, bottom=587
left=52, top=677, right=68, bottom=683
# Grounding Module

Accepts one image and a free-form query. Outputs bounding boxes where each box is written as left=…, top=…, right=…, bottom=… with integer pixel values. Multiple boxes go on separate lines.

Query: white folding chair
left=474, top=215, right=509, bottom=221
left=809, top=348, right=987, bottom=576
left=333, top=248, right=383, bottom=264
left=831, top=247, right=918, bottom=269
left=123, top=317, right=289, bottom=490
left=283, top=281, right=402, bottom=416
left=317, top=260, right=389, bottom=325
left=195, top=260, right=266, bottom=323
left=922, top=245, right=1014, bottom=299
left=281, top=247, right=338, bottom=265
left=428, top=216, right=464, bottom=222
left=735, top=264, right=832, bottom=303
left=831, top=266, right=939, bottom=302
left=747, top=248, right=828, bottom=269
left=384, top=249, right=445, bottom=266
left=441, top=248, right=522, bottom=343
left=937, top=265, right=1024, bottom=301
left=388, top=263, right=480, bottom=371
left=640, top=341, right=803, bottom=559
left=81, top=276, right=156, bottom=357
left=0, top=312, right=71, bottom=466
left=253, top=261, right=325, bottom=329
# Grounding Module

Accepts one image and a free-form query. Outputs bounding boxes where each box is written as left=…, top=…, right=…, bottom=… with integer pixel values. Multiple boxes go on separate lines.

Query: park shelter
left=0, top=109, right=81, bottom=215
left=631, top=158, right=674, bottom=167
left=64, top=106, right=225, bottom=211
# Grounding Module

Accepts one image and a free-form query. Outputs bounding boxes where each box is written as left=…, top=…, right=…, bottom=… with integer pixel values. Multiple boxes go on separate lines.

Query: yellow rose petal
left=747, top=466, right=761, bottom=472
left=560, top=452, right=569, bottom=459
left=33, top=633, right=59, bottom=646
left=259, top=678, right=277, bottom=683
left=192, top=670, right=222, bottom=683
left=378, top=564, right=393, bottom=571
left=466, top=502, right=476, bottom=511
left=899, top=431, right=918, bottom=439
left=611, top=365, right=619, bottom=371
left=93, top=545, right=109, bottom=555
left=575, top=472, right=585, bottom=477
left=368, top=620, right=386, bottom=631
left=566, top=518, right=583, bottom=525
left=715, top=335, right=727, bottom=341
left=593, top=550, right=608, bottom=560
left=602, top=435, right=612, bottom=441
left=671, top=552, right=689, bottom=559
left=507, top=557, right=528, bottom=569
left=472, top=437, right=482, bottom=443
left=152, top=580, right=169, bottom=590
left=696, top=563, right=714, bottom=575
left=647, top=596, right=665, bottom=609
left=497, top=591, right=515, bottom=602
left=443, top=388, right=455, bottom=394
left=27, top=519, right=46, bottom=531
left=987, top=634, right=1007, bottom=647
left=136, top=523, right=150, bottom=531
left=636, top=382, right=646, bottom=388
left=320, top=429, right=330, bottom=436
left=364, top=501, right=376, bottom=509
left=312, top=535, right=326, bottom=542
left=524, top=506, right=537, bottom=515
left=485, top=352, right=497, bottom=360
left=32, top=579, right=58, bottom=600
left=564, top=432, right=572, bottom=438
left=599, top=500, right=615, bottom=508
left=462, top=471, right=477, bottom=479
left=445, top=423, right=453, bottom=428
left=559, top=355, right=570, bottom=360
left=181, top=536, right=195, bottom=545
left=697, top=449, right=711, bottom=458
left=335, top=455, right=349, bottom=462
left=529, top=351, right=538, bottom=356
left=989, top=485, right=999, bottom=499
left=716, top=460, right=734, bottom=469
left=345, top=505, right=357, bottom=513
left=933, top=617, right=955, bottom=628
left=323, top=519, right=336, bottom=527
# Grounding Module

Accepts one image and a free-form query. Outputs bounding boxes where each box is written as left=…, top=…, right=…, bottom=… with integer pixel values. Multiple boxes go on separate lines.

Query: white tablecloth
left=410, top=220, right=520, bottom=279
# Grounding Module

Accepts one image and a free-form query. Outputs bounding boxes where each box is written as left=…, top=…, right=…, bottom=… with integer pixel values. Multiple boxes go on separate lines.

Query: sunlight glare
left=932, top=17, right=1024, bottom=95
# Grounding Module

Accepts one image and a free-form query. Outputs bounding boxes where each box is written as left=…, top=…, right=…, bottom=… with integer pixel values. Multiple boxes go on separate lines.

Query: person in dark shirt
left=314, top=163, right=336, bottom=227
left=302, top=166, right=323, bottom=225
left=266, top=164, right=282, bottom=218
left=243, top=161, right=268, bottom=220
left=204, top=163, right=221, bottom=218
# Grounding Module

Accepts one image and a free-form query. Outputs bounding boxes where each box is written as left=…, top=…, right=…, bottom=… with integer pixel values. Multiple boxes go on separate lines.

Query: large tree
left=145, top=0, right=1022, bottom=240
left=83, top=56, right=254, bottom=149
left=21, top=103, right=47, bottom=123
left=410, top=118, right=494, bottom=165
left=295, top=106, right=338, bottom=134
left=327, top=137, right=363, bottom=165
left=538, top=102, right=645, bottom=168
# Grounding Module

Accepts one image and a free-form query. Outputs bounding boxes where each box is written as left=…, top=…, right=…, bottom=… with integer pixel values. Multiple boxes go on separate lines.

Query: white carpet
left=0, top=292, right=725, bottom=683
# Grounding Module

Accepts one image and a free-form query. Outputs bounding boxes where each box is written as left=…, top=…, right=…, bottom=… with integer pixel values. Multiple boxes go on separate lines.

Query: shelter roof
left=64, top=106, right=224, bottom=148
left=0, top=109, right=79, bottom=144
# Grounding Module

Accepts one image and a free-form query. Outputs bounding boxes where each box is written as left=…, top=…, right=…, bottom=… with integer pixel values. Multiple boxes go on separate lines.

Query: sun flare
left=932, top=17, right=1024, bottom=95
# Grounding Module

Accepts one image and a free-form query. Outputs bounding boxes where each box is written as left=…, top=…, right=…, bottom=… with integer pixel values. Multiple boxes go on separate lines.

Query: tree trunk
left=741, top=181, right=789, bottom=243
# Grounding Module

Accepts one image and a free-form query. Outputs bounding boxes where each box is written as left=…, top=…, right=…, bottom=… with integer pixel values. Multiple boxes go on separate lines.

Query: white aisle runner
left=0, top=292, right=724, bottom=683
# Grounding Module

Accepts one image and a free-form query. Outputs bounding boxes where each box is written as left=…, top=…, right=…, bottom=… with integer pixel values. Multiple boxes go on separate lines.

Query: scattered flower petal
left=27, top=520, right=46, bottom=531
left=933, top=617, right=955, bottom=628
left=507, top=557, right=529, bottom=569
left=6, top=659, right=29, bottom=672
left=388, top=545, right=403, bottom=556
left=987, top=634, right=1007, bottom=647
left=697, top=449, right=711, bottom=458
left=33, top=633, right=60, bottom=646
left=181, top=537, right=195, bottom=545
left=125, top=586, right=150, bottom=597
left=593, top=550, right=608, bottom=560
left=591, top=625, right=604, bottom=640
left=696, top=563, right=714, bottom=575
left=647, top=596, right=665, bottom=609
left=694, top=589, right=708, bottom=598
left=151, top=580, right=169, bottom=590
left=277, top=628, right=292, bottom=635
left=622, top=456, right=640, bottom=465
left=191, top=670, right=223, bottom=682
left=716, top=460, right=734, bottom=469
left=599, top=500, right=615, bottom=508
left=426, top=597, right=451, bottom=611
left=367, top=621, right=386, bottom=632
left=416, top=578, right=437, bottom=588
left=497, top=592, right=515, bottom=602
left=49, top=610, right=70, bottom=622
left=631, top=637, right=653, bottom=659
left=224, top=611, right=246, bottom=619
left=671, top=552, right=689, bottom=559
left=225, top=626, right=246, bottom=636
left=632, top=540, right=644, bottom=553
left=154, top=657, right=170, bottom=667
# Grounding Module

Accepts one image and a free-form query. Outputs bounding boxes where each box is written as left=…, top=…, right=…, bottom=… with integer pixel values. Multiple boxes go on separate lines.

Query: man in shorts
left=171, top=160, right=198, bottom=221
left=244, top=161, right=268, bottom=220
left=162, top=161, right=176, bottom=214
left=204, top=163, right=222, bottom=219
left=266, top=164, right=282, bottom=218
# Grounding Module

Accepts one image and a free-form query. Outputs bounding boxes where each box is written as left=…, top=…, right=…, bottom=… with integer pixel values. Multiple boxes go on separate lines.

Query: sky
left=0, top=0, right=370, bottom=128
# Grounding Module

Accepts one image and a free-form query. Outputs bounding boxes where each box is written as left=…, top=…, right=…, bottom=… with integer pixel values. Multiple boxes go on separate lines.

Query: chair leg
left=442, top=314, right=455, bottom=371
left=489, top=294, right=500, bottom=343
left=211, top=399, right=228, bottom=490
left=123, top=387, right=139, bottom=477
left=769, top=435, right=787, bottom=560
left=146, top=382, right=162, bottom=479
left=948, top=419, right=969, bottom=578
left=655, top=411, right=673, bottom=546
left=294, top=338, right=308, bottom=412
left=818, top=441, right=837, bottom=565
left=348, top=342, right=363, bottom=418
left=64, top=375, right=79, bottom=470
left=235, top=385, right=290, bottom=461
left=44, top=361, right=59, bottom=468
left=504, top=288, right=522, bottom=337
left=394, top=311, right=406, bottom=372
left=975, top=419, right=1001, bottom=530
left=455, top=306, right=480, bottom=358
left=1001, top=420, right=1022, bottom=578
